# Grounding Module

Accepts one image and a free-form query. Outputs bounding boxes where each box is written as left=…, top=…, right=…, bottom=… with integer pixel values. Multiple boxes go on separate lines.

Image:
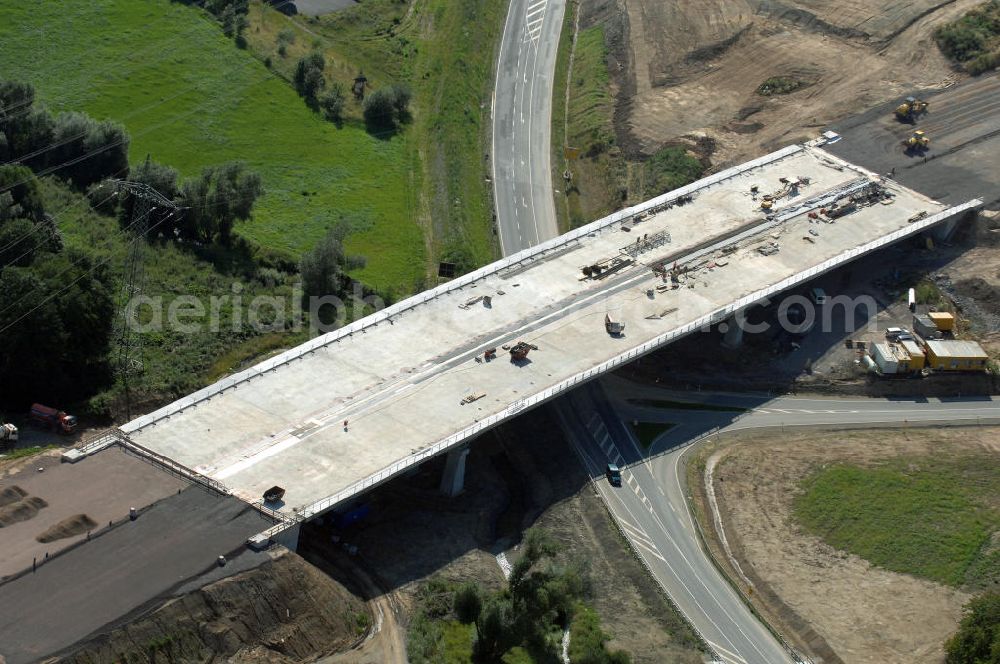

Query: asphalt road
left=827, top=72, right=1000, bottom=207
left=0, top=486, right=274, bottom=664
left=491, top=0, right=565, bottom=254
left=558, top=379, right=1000, bottom=664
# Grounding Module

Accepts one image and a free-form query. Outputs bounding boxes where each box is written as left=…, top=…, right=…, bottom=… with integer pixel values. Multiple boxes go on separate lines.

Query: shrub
left=293, top=52, right=326, bottom=104
left=945, top=591, right=1000, bottom=663
left=362, top=84, right=412, bottom=131
left=320, top=83, right=346, bottom=123
left=935, top=1, right=1000, bottom=73
left=453, top=583, right=482, bottom=624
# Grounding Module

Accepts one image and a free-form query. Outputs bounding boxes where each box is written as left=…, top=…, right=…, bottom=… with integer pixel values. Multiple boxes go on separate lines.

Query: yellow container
left=927, top=312, right=955, bottom=331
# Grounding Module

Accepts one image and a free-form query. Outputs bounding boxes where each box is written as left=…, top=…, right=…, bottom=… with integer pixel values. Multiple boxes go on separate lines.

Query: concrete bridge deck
left=121, top=142, right=977, bottom=524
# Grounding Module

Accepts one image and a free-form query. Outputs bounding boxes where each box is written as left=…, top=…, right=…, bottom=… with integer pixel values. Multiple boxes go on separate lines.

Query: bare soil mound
left=60, top=549, right=367, bottom=664
left=0, top=494, right=48, bottom=526
left=0, top=484, right=27, bottom=507
left=36, top=514, right=97, bottom=543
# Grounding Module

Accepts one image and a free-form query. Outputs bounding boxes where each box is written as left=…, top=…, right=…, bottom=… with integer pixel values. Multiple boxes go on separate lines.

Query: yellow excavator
left=903, top=129, right=930, bottom=153
left=895, top=96, right=929, bottom=123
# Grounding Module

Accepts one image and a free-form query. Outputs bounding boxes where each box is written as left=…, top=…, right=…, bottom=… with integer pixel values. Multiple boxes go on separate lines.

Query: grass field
left=794, top=455, right=1000, bottom=588
left=247, top=0, right=502, bottom=273
left=553, top=16, right=625, bottom=229
left=0, top=0, right=424, bottom=293
left=551, top=9, right=703, bottom=230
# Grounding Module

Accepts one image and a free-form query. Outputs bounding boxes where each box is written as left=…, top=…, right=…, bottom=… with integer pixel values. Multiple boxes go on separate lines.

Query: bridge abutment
left=272, top=522, right=300, bottom=551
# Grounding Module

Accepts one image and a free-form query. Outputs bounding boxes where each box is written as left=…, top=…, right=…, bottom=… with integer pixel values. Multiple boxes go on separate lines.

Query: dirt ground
left=299, top=406, right=703, bottom=664
left=58, top=548, right=367, bottom=664
left=614, top=0, right=982, bottom=165
left=690, top=426, right=1000, bottom=664
left=0, top=446, right=187, bottom=579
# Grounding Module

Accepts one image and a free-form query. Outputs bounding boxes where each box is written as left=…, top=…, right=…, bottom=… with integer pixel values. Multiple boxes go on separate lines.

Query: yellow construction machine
left=903, top=130, right=930, bottom=153
left=895, top=96, right=928, bottom=123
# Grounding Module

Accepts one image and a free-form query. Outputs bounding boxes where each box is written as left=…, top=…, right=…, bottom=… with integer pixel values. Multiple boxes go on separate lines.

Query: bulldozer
left=903, top=130, right=930, bottom=154
left=895, top=96, right=928, bottom=123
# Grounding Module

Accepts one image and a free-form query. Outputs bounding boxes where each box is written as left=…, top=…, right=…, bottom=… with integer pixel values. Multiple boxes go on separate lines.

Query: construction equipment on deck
left=461, top=393, right=486, bottom=405
left=509, top=342, right=538, bottom=361
left=582, top=256, right=633, bottom=280
left=605, top=313, right=625, bottom=336
left=759, top=176, right=809, bottom=210
left=903, top=130, right=930, bottom=153
left=894, top=96, right=928, bottom=123
left=263, top=486, right=286, bottom=503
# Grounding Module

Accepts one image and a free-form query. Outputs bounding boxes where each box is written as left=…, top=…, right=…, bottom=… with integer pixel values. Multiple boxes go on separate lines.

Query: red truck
left=30, top=403, right=77, bottom=434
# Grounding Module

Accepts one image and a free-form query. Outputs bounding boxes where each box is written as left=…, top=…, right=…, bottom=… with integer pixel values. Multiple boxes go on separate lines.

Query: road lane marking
left=631, top=537, right=667, bottom=562
left=562, top=416, right=755, bottom=660
left=707, top=640, right=749, bottom=664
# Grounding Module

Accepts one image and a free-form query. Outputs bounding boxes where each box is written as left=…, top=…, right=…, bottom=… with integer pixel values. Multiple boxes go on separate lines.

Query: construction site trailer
left=913, top=314, right=941, bottom=340
left=924, top=340, right=989, bottom=371
left=872, top=341, right=925, bottom=375
left=872, top=343, right=899, bottom=374
left=900, top=340, right=926, bottom=370
left=927, top=311, right=955, bottom=331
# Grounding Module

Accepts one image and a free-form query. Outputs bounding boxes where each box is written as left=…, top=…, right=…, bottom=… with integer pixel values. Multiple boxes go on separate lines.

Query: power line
left=0, top=207, right=180, bottom=341
left=0, top=176, right=275, bottom=325
left=111, top=180, right=183, bottom=420
left=0, top=167, right=128, bottom=262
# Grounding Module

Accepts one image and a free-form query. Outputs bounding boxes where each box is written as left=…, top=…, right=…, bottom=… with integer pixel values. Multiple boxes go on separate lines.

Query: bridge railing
left=124, top=145, right=808, bottom=436
left=291, top=197, right=982, bottom=523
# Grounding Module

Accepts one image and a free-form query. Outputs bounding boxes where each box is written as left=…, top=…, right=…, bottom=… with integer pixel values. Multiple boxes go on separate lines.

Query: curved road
left=558, top=379, right=1000, bottom=664
left=491, top=0, right=565, bottom=254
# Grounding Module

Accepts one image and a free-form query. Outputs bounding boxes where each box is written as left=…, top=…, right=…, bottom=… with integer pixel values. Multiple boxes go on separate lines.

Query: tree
left=0, top=249, right=114, bottom=408
left=293, top=52, right=326, bottom=105
left=0, top=218, right=42, bottom=267
left=178, top=162, right=262, bottom=243
left=389, top=83, right=412, bottom=118
left=453, top=582, right=482, bottom=625
left=363, top=87, right=397, bottom=130
left=0, top=80, right=55, bottom=168
left=49, top=112, right=129, bottom=188
left=299, top=225, right=365, bottom=298
left=82, top=119, right=130, bottom=187
left=946, top=591, right=1000, bottom=664
left=119, top=156, right=182, bottom=237
left=473, top=595, right=519, bottom=662
left=363, top=84, right=412, bottom=132
left=320, top=83, right=346, bottom=123
left=0, top=165, right=45, bottom=220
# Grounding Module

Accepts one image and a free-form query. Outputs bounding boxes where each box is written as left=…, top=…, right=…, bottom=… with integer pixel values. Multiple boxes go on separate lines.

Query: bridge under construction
left=75, top=139, right=978, bottom=544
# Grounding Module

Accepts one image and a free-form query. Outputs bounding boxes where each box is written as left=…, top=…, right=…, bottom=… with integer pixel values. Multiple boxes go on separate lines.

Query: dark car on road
left=605, top=463, right=622, bottom=487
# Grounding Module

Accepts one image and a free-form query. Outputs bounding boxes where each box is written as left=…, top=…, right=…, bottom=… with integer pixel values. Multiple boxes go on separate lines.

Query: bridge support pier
left=931, top=217, right=960, bottom=243
left=439, top=446, right=470, bottom=497
left=722, top=317, right=744, bottom=348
